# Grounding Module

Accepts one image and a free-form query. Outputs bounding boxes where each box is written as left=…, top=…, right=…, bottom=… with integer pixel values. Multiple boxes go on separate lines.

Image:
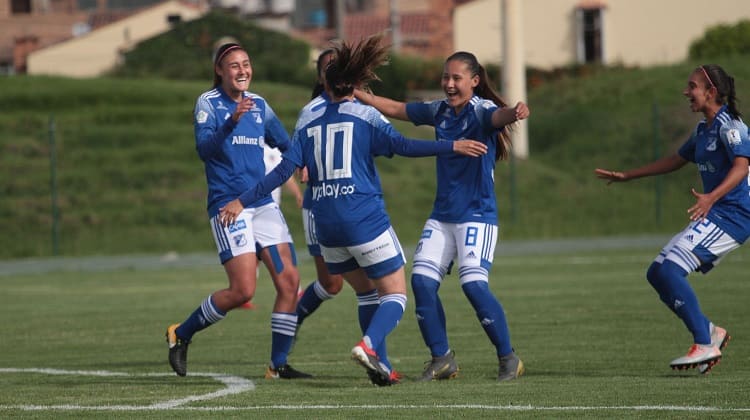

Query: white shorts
left=301, top=208, right=322, bottom=257
left=412, top=219, right=497, bottom=285
left=655, top=218, right=741, bottom=274
left=320, top=226, right=405, bottom=279
left=210, top=202, right=293, bottom=264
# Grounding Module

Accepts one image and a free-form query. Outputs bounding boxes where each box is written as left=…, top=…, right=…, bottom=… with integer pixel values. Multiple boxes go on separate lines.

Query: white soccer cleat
left=670, top=343, right=721, bottom=371
left=698, top=324, right=730, bottom=374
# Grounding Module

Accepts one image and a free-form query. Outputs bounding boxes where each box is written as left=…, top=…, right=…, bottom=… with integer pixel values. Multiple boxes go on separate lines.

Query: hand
left=514, top=102, right=530, bottom=121
left=232, top=97, right=254, bottom=123
left=594, top=168, right=627, bottom=184
left=297, top=166, right=309, bottom=183
left=218, top=199, right=243, bottom=227
left=453, top=140, right=488, bottom=157
left=688, top=188, right=714, bottom=221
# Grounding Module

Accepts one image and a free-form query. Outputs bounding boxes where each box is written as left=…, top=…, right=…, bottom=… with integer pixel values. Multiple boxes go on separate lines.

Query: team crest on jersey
left=727, top=129, right=742, bottom=145
left=253, top=112, right=262, bottom=124
left=233, top=234, right=247, bottom=247
left=705, top=137, right=717, bottom=151
left=196, top=110, right=208, bottom=124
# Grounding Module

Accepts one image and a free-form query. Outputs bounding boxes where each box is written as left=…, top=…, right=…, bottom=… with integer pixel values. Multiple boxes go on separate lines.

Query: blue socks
left=362, top=293, right=406, bottom=370
left=270, top=312, right=298, bottom=368
left=357, top=290, right=392, bottom=370
left=175, top=295, right=226, bottom=342
left=646, top=260, right=710, bottom=344
left=462, top=280, right=513, bottom=356
left=412, top=274, right=450, bottom=357
left=296, top=280, right=334, bottom=326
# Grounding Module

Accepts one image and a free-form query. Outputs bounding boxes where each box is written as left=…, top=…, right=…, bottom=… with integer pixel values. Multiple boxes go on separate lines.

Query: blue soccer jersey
left=193, top=87, right=290, bottom=217
left=678, top=105, right=750, bottom=242
left=406, top=96, right=502, bottom=225
left=240, top=97, right=455, bottom=248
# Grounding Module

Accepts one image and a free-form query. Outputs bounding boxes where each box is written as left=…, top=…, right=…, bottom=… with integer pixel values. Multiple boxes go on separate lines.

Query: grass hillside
left=1, top=56, right=749, bottom=259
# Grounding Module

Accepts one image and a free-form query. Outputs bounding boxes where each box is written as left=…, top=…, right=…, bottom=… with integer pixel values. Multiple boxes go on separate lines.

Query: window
left=11, top=0, right=32, bottom=14
left=576, top=6, right=604, bottom=64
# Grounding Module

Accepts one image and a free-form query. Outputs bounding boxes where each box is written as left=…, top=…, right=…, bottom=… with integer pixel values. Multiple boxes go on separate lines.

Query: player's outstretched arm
left=595, top=154, right=688, bottom=184
left=354, top=89, right=409, bottom=121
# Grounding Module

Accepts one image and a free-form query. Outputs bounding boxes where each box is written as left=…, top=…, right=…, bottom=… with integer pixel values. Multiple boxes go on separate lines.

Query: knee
left=321, top=274, right=344, bottom=295
left=227, top=288, right=254, bottom=306
left=277, top=271, right=301, bottom=298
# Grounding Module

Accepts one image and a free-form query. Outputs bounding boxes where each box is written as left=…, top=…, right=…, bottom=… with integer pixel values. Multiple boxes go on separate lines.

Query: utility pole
left=390, top=0, right=401, bottom=52
left=336, top=0, right=346, bottom=40
left=501, top=0, right=528, bottom=158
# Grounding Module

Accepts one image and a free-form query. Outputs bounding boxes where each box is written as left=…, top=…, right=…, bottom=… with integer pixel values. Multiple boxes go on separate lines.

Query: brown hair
left=446, top=51, right=513, bottom=161
left=700, top=64, right=742, bottom=120
left=325, top=33, right=389, bottom=98
left=212, top=43, right=246, bottom=87
left=311, top=48, right=335, bottom=99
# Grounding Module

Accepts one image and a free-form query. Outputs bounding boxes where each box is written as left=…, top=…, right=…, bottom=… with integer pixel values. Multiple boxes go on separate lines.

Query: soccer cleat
left=670, top=343, right=721, bottom=371
left=419, top=350, right=459, bottom=381
left=264, top=364, right=313, bottom=379
left=498, top=352, right=525, bottom=381
left=351, top=340, right=392, bottom=386
left=368, top=368, right=402, bottom=386
left=165, top=323, right=190, bottom=377
left=698, top=324, right=730, bottom=374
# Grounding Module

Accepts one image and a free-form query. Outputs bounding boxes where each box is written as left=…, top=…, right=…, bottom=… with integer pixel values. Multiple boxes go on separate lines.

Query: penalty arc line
left=0, top=367, right=255, bottom=410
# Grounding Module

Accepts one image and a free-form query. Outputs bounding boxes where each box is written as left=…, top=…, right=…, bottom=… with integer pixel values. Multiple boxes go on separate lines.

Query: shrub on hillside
left=689, top=19, right=750, bottom=60
left=111, top=10, right=314, bottom=86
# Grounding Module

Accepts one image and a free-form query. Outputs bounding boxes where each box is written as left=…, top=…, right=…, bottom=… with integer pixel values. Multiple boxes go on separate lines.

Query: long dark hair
left=446, top=51, right=513, bottom=161
left=311, top=48, right=334, bottom=99
left=700, top=64, right=742, bottom=120
left=212, top=42, right=246, bottom=87
left=325, top=33, right=389, bottom=99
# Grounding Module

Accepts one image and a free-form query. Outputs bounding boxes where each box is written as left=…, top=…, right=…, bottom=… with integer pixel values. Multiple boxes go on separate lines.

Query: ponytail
left=701, top=64, right=742, bottom=120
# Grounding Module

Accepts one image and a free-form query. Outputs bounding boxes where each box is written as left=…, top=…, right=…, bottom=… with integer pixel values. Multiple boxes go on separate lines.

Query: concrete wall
left=455, top=0, right=750, bottom=69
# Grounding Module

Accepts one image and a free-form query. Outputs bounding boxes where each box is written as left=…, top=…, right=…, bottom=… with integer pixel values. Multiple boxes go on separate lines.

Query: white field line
left=0, top=368, right=254, bottom=410
left=1, top=368, right=750, bottom=413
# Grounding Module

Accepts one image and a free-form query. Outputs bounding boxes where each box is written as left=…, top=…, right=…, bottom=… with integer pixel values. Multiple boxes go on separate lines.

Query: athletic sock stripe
left=271, top=313, right=298, bottom=336
left=201, top=297, right=225, bottom=324
left=379, top=293, right=407, bottom=311
left=357, top=291, right=379, bottom=306
left=313, top=280, right=334, bottom=300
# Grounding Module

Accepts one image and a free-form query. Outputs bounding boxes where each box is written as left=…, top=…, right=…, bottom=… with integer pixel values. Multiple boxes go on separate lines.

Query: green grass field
left=1, top=243, right=749, bottom=419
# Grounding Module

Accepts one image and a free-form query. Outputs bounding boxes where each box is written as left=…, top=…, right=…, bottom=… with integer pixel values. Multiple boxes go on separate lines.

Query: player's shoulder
left=197, top=88, right=221, bottom=103
left=295, top=96, right=328, bottom=130
left=470, top=96, right=498, bottom=112
left=339, top=101, right=389, bottom=126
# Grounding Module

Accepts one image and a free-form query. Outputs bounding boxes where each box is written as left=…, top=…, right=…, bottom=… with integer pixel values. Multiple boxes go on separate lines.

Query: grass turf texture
left=1, top=244, right=749, bottom=419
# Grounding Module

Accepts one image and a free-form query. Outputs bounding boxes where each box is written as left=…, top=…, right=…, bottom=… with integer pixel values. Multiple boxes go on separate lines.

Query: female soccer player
left=165, top=42, right=310, bottom=380
left=596, top=64, right=748, bottom=373
left=355, top=51, right=529, bottom=381
left=219, top=35, right=488, bottom=386
left=294, top=49, right=345, bottom=328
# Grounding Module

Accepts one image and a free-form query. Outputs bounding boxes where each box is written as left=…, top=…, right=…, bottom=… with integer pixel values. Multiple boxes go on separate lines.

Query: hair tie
left=699, top=66, right=715, bottom=89
left=215, top=45, right=242, bottom=66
